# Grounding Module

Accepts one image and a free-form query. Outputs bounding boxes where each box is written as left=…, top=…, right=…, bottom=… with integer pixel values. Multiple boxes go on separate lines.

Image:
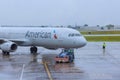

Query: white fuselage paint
left=0, top=27, right=87, bottom=49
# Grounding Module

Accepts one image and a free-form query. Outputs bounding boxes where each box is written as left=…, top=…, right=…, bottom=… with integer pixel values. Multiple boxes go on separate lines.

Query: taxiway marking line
left=44, top=62, right=53, bottom=80
left=20, top=64, right=25, bottom=80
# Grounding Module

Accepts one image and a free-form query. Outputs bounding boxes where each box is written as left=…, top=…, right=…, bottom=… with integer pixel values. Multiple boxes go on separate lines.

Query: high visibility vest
left=103, top=43, right=106, bottom=47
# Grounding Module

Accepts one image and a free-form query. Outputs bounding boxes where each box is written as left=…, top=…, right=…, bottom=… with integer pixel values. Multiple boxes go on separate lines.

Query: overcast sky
left=0, top=0, right=120, bottom=26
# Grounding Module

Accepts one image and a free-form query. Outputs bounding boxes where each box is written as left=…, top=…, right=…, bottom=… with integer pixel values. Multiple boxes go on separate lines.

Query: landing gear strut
left=30, top=46, right=38, bottom=54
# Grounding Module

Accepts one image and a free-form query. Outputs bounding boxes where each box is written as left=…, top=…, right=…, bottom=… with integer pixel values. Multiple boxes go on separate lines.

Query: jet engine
left=0, top=42, right=17, bottom=52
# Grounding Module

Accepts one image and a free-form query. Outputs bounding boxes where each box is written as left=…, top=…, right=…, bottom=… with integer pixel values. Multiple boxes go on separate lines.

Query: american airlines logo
left=53, top=30, right=58, bottom=39
left=25, top=31, right=51, bottom=39
left=25, top=30, right=58, bottom=39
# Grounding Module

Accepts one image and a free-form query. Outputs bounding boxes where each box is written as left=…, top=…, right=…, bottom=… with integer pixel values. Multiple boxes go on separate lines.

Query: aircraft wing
left=0, top=38, right=28, bottom=45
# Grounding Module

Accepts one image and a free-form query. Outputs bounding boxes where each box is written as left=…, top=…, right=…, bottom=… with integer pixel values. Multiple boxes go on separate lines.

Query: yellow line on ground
left=43, top=62, right=53, bottom=80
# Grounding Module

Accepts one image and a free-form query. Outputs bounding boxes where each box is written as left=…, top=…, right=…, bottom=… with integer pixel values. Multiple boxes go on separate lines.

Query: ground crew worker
left=102, top=42, right=106, bottom=49
left=69, top=49, right=73, bottom=53
left=69, top=49, right=74, bottom=59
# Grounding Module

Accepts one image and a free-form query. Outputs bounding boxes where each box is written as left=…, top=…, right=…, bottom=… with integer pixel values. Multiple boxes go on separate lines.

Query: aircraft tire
left=2, top=51, right=10, bottom=56
left=30, top=46, right=38, bottom=54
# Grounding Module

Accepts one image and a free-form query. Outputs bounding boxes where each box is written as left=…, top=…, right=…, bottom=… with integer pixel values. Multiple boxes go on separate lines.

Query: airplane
left=0, top=27, right=87, bottom=55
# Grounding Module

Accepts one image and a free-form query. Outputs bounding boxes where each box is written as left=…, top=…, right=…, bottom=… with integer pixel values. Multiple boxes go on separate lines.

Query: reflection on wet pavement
left=0, top=42, right=119, bottom=80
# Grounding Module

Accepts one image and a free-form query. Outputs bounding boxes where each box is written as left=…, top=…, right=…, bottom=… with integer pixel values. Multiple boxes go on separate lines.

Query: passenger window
left=68, top=33, right=81, bottom=37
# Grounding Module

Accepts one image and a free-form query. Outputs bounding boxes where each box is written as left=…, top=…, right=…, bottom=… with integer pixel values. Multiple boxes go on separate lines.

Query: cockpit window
left=68, top=33, right=81, bottom=37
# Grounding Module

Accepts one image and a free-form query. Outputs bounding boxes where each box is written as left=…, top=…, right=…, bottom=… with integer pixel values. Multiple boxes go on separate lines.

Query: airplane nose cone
left=75, top=36, right=87, bottom=48
left=80, top=37, right=87, bottom=47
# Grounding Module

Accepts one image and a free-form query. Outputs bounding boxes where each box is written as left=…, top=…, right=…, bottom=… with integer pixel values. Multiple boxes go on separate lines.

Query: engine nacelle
left=0, top=42, right=17, bottom=52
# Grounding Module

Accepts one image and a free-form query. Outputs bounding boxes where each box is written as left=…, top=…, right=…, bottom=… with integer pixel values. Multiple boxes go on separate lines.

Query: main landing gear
left=1, top=46, right=38, bottom=56
left=30, top=46, right=38, bottom=54
left=2, top=51, right=10, bottom=56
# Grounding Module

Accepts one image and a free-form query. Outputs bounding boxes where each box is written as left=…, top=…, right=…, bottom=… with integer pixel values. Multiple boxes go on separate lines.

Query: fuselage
left=0, top=27, right=87, bottom=49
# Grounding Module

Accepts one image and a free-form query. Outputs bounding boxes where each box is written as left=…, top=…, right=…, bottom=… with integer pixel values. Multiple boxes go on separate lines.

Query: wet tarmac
left=0, top=42, right=120, bottom=80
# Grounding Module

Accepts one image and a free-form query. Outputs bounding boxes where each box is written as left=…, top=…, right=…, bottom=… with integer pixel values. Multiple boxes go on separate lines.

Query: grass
left=80, top=30, right=120, bottom=42
left=81, top=30, right=120, bottom=35
left=84, top=36, right=120, bottom=42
